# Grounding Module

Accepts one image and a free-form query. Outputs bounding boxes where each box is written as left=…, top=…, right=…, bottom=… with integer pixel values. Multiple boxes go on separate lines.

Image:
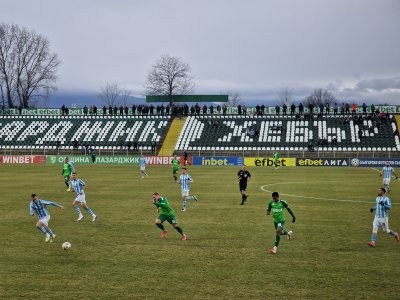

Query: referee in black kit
left=237, top=165, right=251, bottom=205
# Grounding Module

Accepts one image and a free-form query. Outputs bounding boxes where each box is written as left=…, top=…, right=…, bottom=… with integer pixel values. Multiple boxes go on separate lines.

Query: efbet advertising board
left=192, top=156, right=244, bottom=166
left=244, top=157, right=296, bottom=167
left=296, top=158, right=350, bottom=167
left=46, top=155, right=181, bottom=165
left=350, top=158, right=400, bottom=167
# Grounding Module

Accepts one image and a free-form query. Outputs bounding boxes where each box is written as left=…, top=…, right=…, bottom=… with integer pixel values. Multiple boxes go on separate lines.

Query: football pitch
left=0, top=164, right=399, bottom=299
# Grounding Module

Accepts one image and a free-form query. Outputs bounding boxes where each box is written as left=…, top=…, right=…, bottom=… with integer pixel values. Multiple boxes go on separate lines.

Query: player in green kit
left=273, top=151, right=279, bottom=169
left=61, top=157, right=75, bottom=191
left=267, top=192, right=296, bottom=254
left=171, top=156, right=180, bottom=182
left=152, top=192, right=187, bottom=240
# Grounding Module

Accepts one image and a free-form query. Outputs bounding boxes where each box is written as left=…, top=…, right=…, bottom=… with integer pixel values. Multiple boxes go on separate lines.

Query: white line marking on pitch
left=260, top=181, right=375, bottom=204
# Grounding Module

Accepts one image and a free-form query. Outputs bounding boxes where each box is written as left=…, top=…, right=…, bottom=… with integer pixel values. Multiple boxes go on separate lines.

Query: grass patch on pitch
left=0, top=164, right=399, bottom=299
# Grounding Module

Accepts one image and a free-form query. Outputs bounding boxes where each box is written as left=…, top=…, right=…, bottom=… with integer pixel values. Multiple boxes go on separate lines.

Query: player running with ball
left=380, top=161, right=398, bottom=193
left=152, top=192, right=187, bottom=240
left=266, top=192, right=296, bottom=254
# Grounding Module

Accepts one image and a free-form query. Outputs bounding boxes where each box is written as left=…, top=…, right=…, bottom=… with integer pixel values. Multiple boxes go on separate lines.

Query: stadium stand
left=175, top=115, right=400, bottom=154
left=0, top=115, right=171, bottom=152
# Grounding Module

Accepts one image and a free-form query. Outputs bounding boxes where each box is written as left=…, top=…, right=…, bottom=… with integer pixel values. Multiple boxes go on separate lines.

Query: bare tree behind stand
left=305, top=88, right=335, bottom=106
left=98, top=83, right=122, bottom=107
left=120, top=89, right=132, bottom=107
left=145, top=54, right=195, bottom=105
left=278, top=88, right=293, bottom=105
left=0, top=23, right=60, bottom=108
left=223, top=91, right=243, bottom=106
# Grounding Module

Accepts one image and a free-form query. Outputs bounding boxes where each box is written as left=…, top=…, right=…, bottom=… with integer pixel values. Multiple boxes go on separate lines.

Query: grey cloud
left=356, top=77, right=400, bottom=92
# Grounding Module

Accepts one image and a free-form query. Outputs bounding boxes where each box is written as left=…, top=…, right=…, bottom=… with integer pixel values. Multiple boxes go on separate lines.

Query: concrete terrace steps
left=158, top=117, right=187, bottom=156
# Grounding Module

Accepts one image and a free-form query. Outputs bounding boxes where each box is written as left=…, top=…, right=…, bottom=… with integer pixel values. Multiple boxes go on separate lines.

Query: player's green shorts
left=64, top=175, right=70, bottom=181
left=274, top=220, right=285, bottom=229
left=172, top=168, right=179, bottom=174
left=159, top=214, right=177, bottom=225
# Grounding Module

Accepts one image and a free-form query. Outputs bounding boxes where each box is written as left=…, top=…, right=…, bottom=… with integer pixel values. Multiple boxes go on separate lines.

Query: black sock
left=175, top=226, right=183, bottom=235
left=65, top=182, right=69, bottom=188
left=156, top=223, right=165, bottom=231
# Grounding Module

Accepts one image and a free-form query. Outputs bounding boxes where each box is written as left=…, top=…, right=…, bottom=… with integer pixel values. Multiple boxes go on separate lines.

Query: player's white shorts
left=383, top=178, right=391, bottom=185
left=39, top=215, right=50, bottom=227
left=373, top=217, right=390, bottom=232
left=140, top=166, right=146, bottom=171
left=74, top=193, right=86, bottom=204
left=181, top=189, right=190, bottom=197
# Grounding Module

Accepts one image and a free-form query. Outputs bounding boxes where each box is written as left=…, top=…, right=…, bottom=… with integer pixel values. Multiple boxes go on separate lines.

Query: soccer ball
left=62, top=242, right=71, bottom=250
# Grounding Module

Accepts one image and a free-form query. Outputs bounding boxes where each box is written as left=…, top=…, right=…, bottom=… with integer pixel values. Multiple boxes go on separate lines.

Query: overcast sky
left=2, top=0, right=400, bottom=104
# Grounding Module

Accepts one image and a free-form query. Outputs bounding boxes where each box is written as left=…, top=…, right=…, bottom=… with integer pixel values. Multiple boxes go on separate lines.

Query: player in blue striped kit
left=70, top=172, right=97, bottom=222
left=139, top=155, right=148, bottom=179
left=178, top=167, right=197, bottom=212
left=380, top=162, right=398, bottom=192
left=368, top=187, right=399, bottom=247
left=29, top=194, right=64, bottom=242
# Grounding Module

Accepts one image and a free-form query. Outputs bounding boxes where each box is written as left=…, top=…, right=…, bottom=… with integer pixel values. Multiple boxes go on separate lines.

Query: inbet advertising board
left=192, top=156, right=244, bottom=166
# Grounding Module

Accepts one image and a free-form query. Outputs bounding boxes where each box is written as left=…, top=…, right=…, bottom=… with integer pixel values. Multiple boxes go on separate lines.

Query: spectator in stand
left=333, top=103, right=338, bottom=116
left=210, top=105, right=214, bottom=115
left=345, top=103, right=350, bottom=115
left=102, top=106, right=107, bottom=115
left=89, top=106, right=93, bottom=115
left=195, top=103, right=200, bottom=116
left=132, top=104, right=136, bottom=115
left=124, top=106, right=129, bottom=115
left=72, top=139, right=78, bottom=150
left=217, top=105, right=221, bottom=114
left=190, top=105, right=195, bottom=115
left=138, top=105, right=143, bottom=115
left=126, top=141, right=132, bottom=150
left=18, top=106, right=22, bottom=115
left=290, top=104, right=296, bottom=115
left=308, top=103, right=314, bottom=115
left=151, top=140, right=156, bottom=154
left=56, top=141, right=61, bottom=150
left=332, top=137, right=337, bottom=145
left=275, top=105, right=280, bottom=115
left=317, top=111, right=323, bottom=120
left=237, top=104, right=242, bottom=115
left=261, top=104, right=265, bottom=115
left=156, top=105, right=161, bottom=115
left=351, top=103, right=357, bottom=115
left=362, top=103, right=367, bottom=114
left=202, top=104, right=207, bottom=115
left=166, top=105, right=170, bottom=115
left=299, top=103, right=304, bottom=115
left=80, top=146, right=85, bottom=155
left=161, top=104, right=165, bottom=116
left=358, top=129, right=363, bottom=141
left=340, top=103, right=345, bottom=116
left=65, top=107, right=69, bottom=115
left=325, top=103, right=330, bottom=115
left=308, top=142, right=314, bottom=152
left=222, top=104, right=227, bottom=115
left=119, top=106, right=124, bottom=116
left=133, top=140, right=138, bottom=152
left=149, top=105, right=154, bottom=115
left=93, top=105, right=97, bottom=115
left=318, top=104, right=323, bottom=116
left=282, top=104, right=287, bottom=115
left=83, top=106, right=88, bottom=116
left=256, top=104, right=260, bottom=115
left=61, top=105, right=66, bottom=116
left=371, top=104, right=376, bottom=113
left=242, top=104, right=247, bottom=115
left=369, top=126, right=374, bottom=134
left=108, top=105, right=113, bottom=115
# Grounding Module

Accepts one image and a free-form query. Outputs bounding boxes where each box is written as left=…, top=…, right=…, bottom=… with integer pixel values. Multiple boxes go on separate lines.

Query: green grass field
left=0, top=164, right=399, bottom=299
